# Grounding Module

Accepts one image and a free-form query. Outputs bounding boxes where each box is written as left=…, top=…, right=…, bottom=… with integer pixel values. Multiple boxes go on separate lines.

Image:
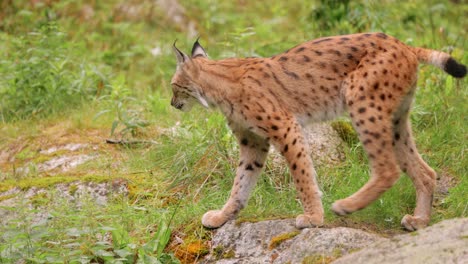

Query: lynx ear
left=191, top=38, right=207, bottom=58
left=173, top=40, right=189, bottom=65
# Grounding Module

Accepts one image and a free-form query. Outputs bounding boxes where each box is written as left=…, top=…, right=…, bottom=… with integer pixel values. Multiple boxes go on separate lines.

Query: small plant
left=331, top=120, right=359, bottom=146
left=95, top=73, right=149, bottom=138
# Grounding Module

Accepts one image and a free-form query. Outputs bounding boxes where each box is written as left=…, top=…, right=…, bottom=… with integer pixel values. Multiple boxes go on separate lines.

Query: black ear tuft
left=191, top=38, right=207, bottom=58
left=444, top=57, right=467, bottom=78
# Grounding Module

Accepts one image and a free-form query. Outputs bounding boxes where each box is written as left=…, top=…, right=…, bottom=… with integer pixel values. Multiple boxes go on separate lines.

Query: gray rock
left=204, top=218, right=468, bottom=264
left=0, top=180, right=129, bottom=226
left=333, top=218, right=468, bottom=264
left=270, top=123, right=344, bottom=168
left=203, top=219, right=384, bottom=264
left=303, top=123, right=345, bottom=166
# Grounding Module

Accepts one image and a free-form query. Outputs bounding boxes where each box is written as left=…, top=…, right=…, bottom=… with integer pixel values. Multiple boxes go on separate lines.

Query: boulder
left=203, top=218, right=468, bottom=264
left=270, top=123, right=345, bottom=168
left=334, top=217, right=468, bottom=264
left=202, top=219, right=384, bottom=263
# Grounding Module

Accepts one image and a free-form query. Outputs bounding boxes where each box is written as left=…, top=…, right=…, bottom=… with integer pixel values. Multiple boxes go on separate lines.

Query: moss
left=222, top=249, right=235, bottom=259
left=235, top=215, right=287, bottom=226
left=15, top=147, right=36, bottom=161
left=331, top=120, right=359, bottom=145
left=347, top=247, right=362, bottom=254
left=32, top=154, right=53, bottom=164
left=212, top=245, right=225, bottom=260
left=269, top=231, right=300, bottom=250
left=331, top=247, right=343, bottom=258
left=174, top=240, right=210, bottom=263
left=0, top=174, right=115, bottom=193
left=301, top=254, right=335, bottom=264
left=69, top=184, right=78, bottom=196
left=185, top=241, right=209, bottom=256
left=0, top=193, right=18, bottom=203
left=30, top=192, right=51, bottom=207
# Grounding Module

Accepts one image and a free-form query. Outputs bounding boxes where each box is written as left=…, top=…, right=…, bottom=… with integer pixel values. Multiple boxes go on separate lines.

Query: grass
left=0, top=0, right=467, bottom=262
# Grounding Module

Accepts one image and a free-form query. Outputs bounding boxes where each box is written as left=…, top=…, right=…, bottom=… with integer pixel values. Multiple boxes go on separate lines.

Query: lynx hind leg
left=393, top=104, right=436, bottom=231
left=332, top=75, right=404, bottom=215
left=332, top=109, right=401, bottom=215
left=202, top=129, right=269, bottom=228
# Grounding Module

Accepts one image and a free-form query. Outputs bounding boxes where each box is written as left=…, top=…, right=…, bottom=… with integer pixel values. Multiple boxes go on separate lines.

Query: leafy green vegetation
left=0, top=0, right=466, bottom=263
left=0, top=21, right=107, bottom=122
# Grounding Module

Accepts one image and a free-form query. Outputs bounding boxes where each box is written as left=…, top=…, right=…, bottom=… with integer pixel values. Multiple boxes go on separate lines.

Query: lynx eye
left=172, top=83, right=188, bottom=90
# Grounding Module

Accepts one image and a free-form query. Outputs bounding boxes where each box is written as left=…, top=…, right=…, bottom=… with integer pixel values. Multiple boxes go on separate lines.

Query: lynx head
left=170, top=39, right=208, bottom=112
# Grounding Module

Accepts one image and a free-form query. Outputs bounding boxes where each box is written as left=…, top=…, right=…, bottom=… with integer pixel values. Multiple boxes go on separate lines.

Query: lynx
left=169, top=33, right=466, bottom=231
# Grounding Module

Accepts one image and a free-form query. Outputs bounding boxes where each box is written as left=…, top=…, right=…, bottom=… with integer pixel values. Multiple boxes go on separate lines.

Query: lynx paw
left=401, top=214, right=429, bottom=231
left=201, top=210, right=229, bottom=229
left=331, top=199, right=355, bottom=216
left=295, top=213, right=324, bottom=229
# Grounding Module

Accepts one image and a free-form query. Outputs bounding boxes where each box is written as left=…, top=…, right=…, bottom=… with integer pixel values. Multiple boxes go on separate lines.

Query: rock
left=303, top=123, right=345, bottom=165
left=333, top=218, right=468, bottom=264
left=203, top=218, right=468, bottom=263
left=270, top=123, right=345, bottom=167
left=202, top=219, right=385, bottom=263
left=156, top=0, right=198, bottom=38
left=0, top=180, right=129, bottom=227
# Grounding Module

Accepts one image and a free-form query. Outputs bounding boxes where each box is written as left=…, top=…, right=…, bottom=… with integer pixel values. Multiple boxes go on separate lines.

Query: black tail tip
left=445, top=57, right=467, bottom=78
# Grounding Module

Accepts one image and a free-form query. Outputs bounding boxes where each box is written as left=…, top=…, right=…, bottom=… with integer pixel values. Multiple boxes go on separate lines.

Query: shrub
left=0, top=21, right=107, bottom=122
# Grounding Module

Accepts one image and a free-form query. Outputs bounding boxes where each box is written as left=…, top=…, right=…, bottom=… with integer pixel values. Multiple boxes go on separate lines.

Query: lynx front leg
left=270, top=122, right=324, bottom=229
left=201, top=129, right=269, bottom=228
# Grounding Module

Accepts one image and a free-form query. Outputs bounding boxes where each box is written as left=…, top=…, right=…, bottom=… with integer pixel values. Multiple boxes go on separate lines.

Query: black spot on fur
left=376, top=33, right=388, bottom=39
left=444, top=57, right=467, bottom=78
left=295, top=47, right=306, bottom=53
left=245, top=164, right=254, bottom=171
left=284, top=70, right=300, bottom=79
left=313, top=38, right=332, bottom=44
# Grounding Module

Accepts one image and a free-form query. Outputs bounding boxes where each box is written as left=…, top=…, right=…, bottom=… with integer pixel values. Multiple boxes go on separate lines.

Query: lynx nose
left=170, top=97, right=183, bottom=109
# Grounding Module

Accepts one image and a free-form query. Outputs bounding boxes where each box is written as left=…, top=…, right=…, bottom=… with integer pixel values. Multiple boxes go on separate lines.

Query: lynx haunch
left=169, top=33, right=466, bottom=231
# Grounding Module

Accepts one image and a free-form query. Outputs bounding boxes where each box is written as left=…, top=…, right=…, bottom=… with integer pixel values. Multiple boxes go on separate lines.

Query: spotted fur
left=170, top=33, right=466, bottom=231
